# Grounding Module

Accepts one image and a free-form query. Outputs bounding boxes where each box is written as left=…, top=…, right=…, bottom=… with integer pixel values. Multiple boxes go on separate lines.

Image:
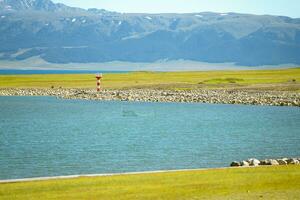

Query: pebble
left=0, top=88, right=299, bottom=107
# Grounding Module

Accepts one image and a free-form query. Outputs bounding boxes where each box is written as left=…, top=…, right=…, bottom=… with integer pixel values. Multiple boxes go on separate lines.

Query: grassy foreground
left=0, top=68, right=299, bottom=90
left=0, top=166, right=300, bottom=200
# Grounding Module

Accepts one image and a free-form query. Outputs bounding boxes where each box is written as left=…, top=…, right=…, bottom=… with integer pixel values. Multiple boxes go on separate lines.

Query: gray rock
left=277, top=159, right=288, bottom=165
left=260, top=160, right=268, bottom=165
left=230, top=161, right=241, bottom=167
left=260, top=159, right=279, bottom=166
left=248, top=158, right=260, bottom=166
left=292, top=160, right=299, bottom=165
left=282, top=158, right=289, bottom=162
left=240, top=160, right=249, bottom=167
left=269, top=159, right=279, bottom=165
left=287, top=158, right=300, bottom=165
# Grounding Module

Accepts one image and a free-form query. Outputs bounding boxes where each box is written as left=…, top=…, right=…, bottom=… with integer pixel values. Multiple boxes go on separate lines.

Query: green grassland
left=0, top=68, right=299, bottom=90
left=0, top=166, right=299, bottom=200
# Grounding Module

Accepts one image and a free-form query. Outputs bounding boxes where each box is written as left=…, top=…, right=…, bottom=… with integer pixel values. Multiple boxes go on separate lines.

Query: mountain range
left=0, top=0, right=300, bottom=67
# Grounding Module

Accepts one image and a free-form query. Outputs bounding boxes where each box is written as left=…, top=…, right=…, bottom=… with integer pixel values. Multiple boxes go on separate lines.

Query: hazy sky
left=52, top=0, right=300, bottom=18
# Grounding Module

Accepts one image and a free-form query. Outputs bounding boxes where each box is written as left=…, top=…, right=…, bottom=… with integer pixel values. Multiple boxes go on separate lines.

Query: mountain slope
left=0, top=0, right=299, bottom=66
left=0, top=0, right=81, bottom=12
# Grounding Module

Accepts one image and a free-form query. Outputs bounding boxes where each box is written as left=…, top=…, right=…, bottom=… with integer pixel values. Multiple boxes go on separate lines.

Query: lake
left=0, top=96, right=299, bottom=180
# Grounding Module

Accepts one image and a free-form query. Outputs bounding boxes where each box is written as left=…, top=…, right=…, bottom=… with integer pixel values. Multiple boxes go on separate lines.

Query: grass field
left=0, top=166, right=299, bottom=200
left=0, top=68, right=299, bottom=90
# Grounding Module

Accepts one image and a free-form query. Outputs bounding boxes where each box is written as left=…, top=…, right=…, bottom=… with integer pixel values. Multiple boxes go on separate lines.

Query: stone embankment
left=0, top=88, right=299, bottom=107
left=230, top=158, right=300, bottom=167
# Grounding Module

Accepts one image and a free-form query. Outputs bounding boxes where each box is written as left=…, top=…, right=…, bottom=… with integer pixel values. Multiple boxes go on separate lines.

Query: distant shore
left=0, top=88, right=299, bottom=107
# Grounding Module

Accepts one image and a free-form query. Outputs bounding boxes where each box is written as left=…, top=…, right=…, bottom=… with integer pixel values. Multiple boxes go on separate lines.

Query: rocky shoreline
left=0, top=88, right=299, bottom=107
left=230, top=157, right=300, bottom=167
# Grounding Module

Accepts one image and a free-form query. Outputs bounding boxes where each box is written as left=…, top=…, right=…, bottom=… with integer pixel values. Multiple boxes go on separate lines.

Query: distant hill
left=0, top=0, right=299, bottom=66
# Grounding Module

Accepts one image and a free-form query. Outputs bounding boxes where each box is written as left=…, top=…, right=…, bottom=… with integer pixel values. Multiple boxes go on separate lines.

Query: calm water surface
left=0, top=96, right=299, bottom=180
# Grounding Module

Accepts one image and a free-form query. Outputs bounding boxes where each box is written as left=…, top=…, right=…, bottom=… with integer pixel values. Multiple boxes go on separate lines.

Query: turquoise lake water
left=0, top=96, right=299, bottom=180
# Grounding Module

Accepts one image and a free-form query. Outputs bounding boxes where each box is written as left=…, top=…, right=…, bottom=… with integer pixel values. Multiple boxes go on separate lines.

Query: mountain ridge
left=0, top=0, right=83, bottom=12
left=0, top=0, right=299, bottom=66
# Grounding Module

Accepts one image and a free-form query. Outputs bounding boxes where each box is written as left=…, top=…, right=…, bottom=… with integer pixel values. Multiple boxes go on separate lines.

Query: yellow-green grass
left=0, top=166, right=299, bottom=200
left=0, top=68, right=299, bottom=90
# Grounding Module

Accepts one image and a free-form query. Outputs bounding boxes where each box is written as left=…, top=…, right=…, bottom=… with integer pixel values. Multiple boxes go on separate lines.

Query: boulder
left=269, top=159, right=279, bottom=165
left=248, top=158, right=260, bottom=166
left=292, top=160, right=299, bottom=165
left=230, top=161, right=241, bottom=167
left=260, top=159, right=279, bottom=166
left=260, top=160, right=268, bottom=165
left=261, top=159, right=279, bottom=165
left=240, top=160, right=249, bottom=167
left=277, top=159, right=287, bottom=165
left=287, top=158, right=299, bottom=165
